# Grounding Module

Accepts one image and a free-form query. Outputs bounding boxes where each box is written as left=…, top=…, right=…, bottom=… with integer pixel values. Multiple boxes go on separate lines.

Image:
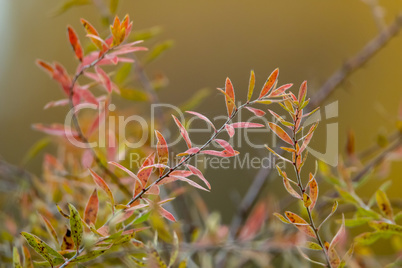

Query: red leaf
left=229, top=122, right=264, bottom=128
left=36, top=60, right=54, bottom=76
left=81, top=149, right=94, bottom=168
left=225, top=124, right=235, bottom=137
left=225, top=77, right=236, bottom=116
left=95, top=66, right=112, bottom=93
left=84, top=188, right=99, bottom=225
left=187, top=164, right=211, bottom=190
left=89, top=169, right=115, bottom=210
left=159, top=206, right=176, bottom=222
left=239, top=201, right=267, bottom=241
left=259, top=68, right=279, bottom=98
left=177, top=147, right=201, bottom=157
left=214, top=139, right=235, bottom=154
left=67, top=26, right=83, bottom=62
left=270, top=83, right=293, bottom=97
left=109, top=161, right=142, bottom=186
left=245, top=106, right=266, bottom=117
left=172, top=115, right=192, bottom=148
left=32, top=123, right=79, bottom=138
left=186, top=111, right=216, bottom=132
left=267, top=122, right=294, bottom=145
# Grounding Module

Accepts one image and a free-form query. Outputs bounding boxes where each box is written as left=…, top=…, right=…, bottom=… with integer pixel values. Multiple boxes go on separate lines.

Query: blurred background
left=0, top=0, right=402, bottom=223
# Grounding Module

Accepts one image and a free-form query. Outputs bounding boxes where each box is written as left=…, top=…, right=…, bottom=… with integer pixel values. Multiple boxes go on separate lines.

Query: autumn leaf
left=247, top=70, right=255, bottom=102
left=84, top=188, right=99, bottom=226
left=89, top=169, right=115, bottom=210
left=21, top=232, right=63, bottom=266
left=172, top=115, right=192, bottom=148
left=245, top=106, right=266, bottom=117
left=376, top=189, right=393, bottom=220
left=67, top=26, right=83, bottom=61
left=155, top=130, right=169, bottom=175
left=268, top=122, right=294, bottom=145
left=186, top=111, right=216, bottom=132
left=39, top=215, right=59, bottom=245
left=230, top=122, right=264, bottom=128
left=285, top=211, right=316, bottom=238
left=225, top=124, right=235, bottom=137
left=259, top=68, right=279, bottom=98
left=298, top=80, right=308, bottom=104
left=225, top=77, right=236, bottom=116
left=307, top=173, right=318, bottom=210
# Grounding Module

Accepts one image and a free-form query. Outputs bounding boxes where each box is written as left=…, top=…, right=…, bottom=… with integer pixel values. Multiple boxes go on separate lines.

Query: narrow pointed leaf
left=225, top=124, right=235, bottom=137
left=224, top=77, right=236, bottom=116
left=268, top=122, right=294, bottom=145
left=40, top=215, right=59, bottom=245
left=230, top=122, right=264, bottom=128
left=13, top=247, right=22, bottom=268
left=259, top=68, right=279, bottom=98
left=67, top=26, right=83, bottom=61
left=285, top=211, right=316, bottom=238
left=21, top=232, right=63, bottom=265
left=187, top=164, right=211, bottom=189
left=186, top=111, right=216, bottom=132
left=308, top=173, right=318, bottom=210
left=273, top=212, right=291, bottom=224
left=155, top=130, right=169, bottom=174
left=81, top=19, right=102, bottom=49
left=245, top=106, right=265, bottom=117
left=84, top=188, right=99, bottom=225
left=68, top=204, right=83, bottom=250
left=172, top=115, right=192, bottom=148
left=89, top=169, right=115, bottom=209
left=376, top=189, right=393, bottom=220
left=247, top=70, right=255, bottom=101
left=23, top=245, right=33, bottom=268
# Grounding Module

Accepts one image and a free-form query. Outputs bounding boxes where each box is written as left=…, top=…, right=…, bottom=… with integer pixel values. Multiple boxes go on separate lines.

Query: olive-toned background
left=1, top=0, right=402, bottom=221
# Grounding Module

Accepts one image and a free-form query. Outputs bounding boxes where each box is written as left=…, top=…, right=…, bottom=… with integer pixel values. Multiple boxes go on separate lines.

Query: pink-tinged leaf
left=285, top=211, right=316, bottom=238
left=159, top=206, right=176, bottom=222
left=36, top=60, right=54, bottom=76
left=81, top=149, right=94, bottom=168
left=75, top=88, right=98, bottom=105
left=32, top=123, right=79, bottom=138
left=186, top=111, right=216, bottom=132
left=308, top=173, right=318, bottom=210
left=84, top=188, right=99, bottom=225
left=40, top=215, right=59, bottom=245
left=147, top=184, right=160, bottom=195
left=259, top=68, right=279, bottom=98
left=89, top=169, right=115, bottom=210
left=298, top=81, right=308, bottom=104
left=270, top=83, right=293, bottom=97
left=225, top=77, right=236, bottom=116
left=172, top=115, right=192, bottom=148
left=176, top=147, right=201, bottom=157
left=214, top=139, right=235, bottom=154
left=282, top=172, right=301, bottom=199
left=268, top=109, right=293, bottom=127
left=44, top=99, right=70, bottom=109
left=230, top=122, right=264, bottom=128
left=85, top=33, right=109, bottom=49
left=187, top=164, right=211, bottom=190
left=299, top=123, right=318, bottom=153
left=155, top=130, right=169, bottom=175
left=245, top=106, right=266, bottom=117
left=201, top=149, right=239, bottom=157
left=329, top=215, right=345, bottom=250
left=170, top=170, right=193, bottom=177
left=110, top=46, right=148, bottom=56
left=107, top=130, right=117, bottom=161
left=247, top=70, right=255, bottom=102
left=67, top=26, right=83, bottom=62
left=225, top=124, right=235, bottom=137
left=137, top=164, right=170, bottom=175
left=95, top=66, right=112, bottom=93
left=87, top=103, right=107, bottom=137
left=239, top=201, right=267, bottom=241
left=268, top=122, right=294, bottom=145
left=266, top=146, right=292, bottom=163
left=109, top=161, right=142, bottom=186
left=159, top=175, right=209, bottom=192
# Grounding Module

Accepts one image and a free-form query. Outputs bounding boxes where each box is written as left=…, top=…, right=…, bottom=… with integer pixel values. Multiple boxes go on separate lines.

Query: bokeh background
left=1, top=0, right=402, bottom=222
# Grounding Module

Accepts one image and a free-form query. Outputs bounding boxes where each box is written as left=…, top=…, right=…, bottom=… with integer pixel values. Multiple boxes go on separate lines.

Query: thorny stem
left=292, top=107, right=331, bottom=267
left=67, top=49, right=131, bottom=198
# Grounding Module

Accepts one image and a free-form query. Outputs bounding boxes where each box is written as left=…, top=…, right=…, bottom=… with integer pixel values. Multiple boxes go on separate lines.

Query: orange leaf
left=298, top=81, right=307, bottom=104
left=282, top=172, right=301, bottom=199
left=300, top=123, right=318, bottom=153
left=67, top=26, right=83, bottom=62
left=268, top=122, right=294, bottom=145
left=89, top=169, right=115, bottom=210
left=155, top=130, right=169, bottom=175
left=259, top=68, right=279, bottom=98
left=285, top=211, right=316, bottom=238
left=308, top=173, right=318, bottom=210
left=225, top=77, right=236, bottom=116
left=36, top=60, right=54, bottom=76
left=81, top=19, right=102, bottom=49
left=84, top=188, right=99, bottom=225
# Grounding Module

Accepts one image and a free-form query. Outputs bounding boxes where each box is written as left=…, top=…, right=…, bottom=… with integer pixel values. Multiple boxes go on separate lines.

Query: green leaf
left=168, top=232, right=179, bottom=267
left=114, top=63, right=132, bottom=85
left=21, top=138, right=50, bottom=165
left=132, top=211, right=151, bottom=225
left=354, top=231, right=385, bottom=245
left=247, top=70, right=255, bottom=102
left=302, top=241, right=322, bottom=251
left=376, top=190, right=394, bottom=220
left=338, top=217, right=372, bottom=228
left=369, top=221, right=402, bottom=235
left=273, top=212, right=291, bottom=224
left=120, top=88, right=149, bottom=102
left=52, top=0, right=91, bottom=16
left=21, top=232, right=63, bottom=266
left=144, top=40, right=174, bottom=65
left=13, top=247, right=22, bottom=268
left=132, top=26, right=162, bottom=41
left=179, top=88, right=211, bottom=112
left=68, top=204, right=83, bottom=250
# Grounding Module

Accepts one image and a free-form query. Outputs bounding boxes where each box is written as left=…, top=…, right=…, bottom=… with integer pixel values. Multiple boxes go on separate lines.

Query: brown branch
left=67, top=50, right=131, bottom=198
left=229, top=12, right=402, bottom=240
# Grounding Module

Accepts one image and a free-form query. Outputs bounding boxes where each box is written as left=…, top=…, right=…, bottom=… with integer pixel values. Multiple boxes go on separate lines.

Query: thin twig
left=67, top=50, right=131, bottom=197
left=229, top=12, right=402, bottom=239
